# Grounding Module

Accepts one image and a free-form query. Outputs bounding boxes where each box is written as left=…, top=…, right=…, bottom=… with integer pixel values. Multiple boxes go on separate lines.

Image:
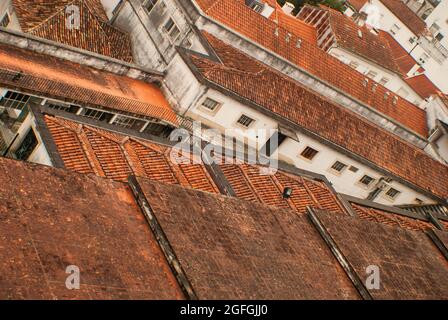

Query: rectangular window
left=435, top=33, right=444, bottom=42
left=201, top=98, right=220, bottom=111
left=385, top=187, right=401, bottom=199
left=144, top=0, right=159, bottom=13
left=80, top=108, right=113, bottom=122
left=47, top=103, right=80, bottom=114
left=331, top=161, right=347, bottom=173
left=359, top=175, right=375, bottom=186
left=349, top=61, right=359, bottom=69
left=0, top=91, right=30, bottom=110
left=163, top=18, right=181, bottom=42
left=112, top=115, right=137, bottom=129
left=236, top=114, right=255, bottom=128
left=15, top=129, right=38, bottom=161
left=366, top=70, right=378, bottom=79
left=300, top=146, right=319, bottom=160
left=0, top=13, right=10, bottom=28
left=390, top=24, right=401, bottom=35
left=348, top=165, right=359, bottom=173
left=379, top=77, right=389, bottom=86
left=262, top=132, right=287, bottom=157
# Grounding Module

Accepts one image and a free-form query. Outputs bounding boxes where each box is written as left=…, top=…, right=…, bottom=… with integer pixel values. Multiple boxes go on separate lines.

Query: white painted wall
left=0, top=0, right=22, bottom=31
left=329, top=47, right=423, bottom=104
left=183, top=84, right=435, bottom=205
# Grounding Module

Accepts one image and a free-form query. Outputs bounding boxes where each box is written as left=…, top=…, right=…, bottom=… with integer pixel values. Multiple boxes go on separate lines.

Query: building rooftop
left=42, top=114, right=349, bottom=215
left=1, top=154, right=447, bottom=299
left=11, top=0, right=133, bottom=62
left=0, top=156, right=184, bottom=299
left=298, top=5, right=400, bottom=73
left=0, top=43, right=178, bottom=125
left=184, top=33, right=448, bottom=200
left=194, top=0, right=429, bottom=137
left=347, top=0, right=427, bottom=36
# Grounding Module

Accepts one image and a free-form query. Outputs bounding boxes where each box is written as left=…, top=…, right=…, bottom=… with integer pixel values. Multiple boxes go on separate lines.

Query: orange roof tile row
left=299, top=6, right=400, bottom=73
left=12, top=0, right=133, bottom=62
left=194, top=0, right=428, bottom=137
left=188, top=33, right=448, bottom=199
left=44, top=115, right=349, bottom=215
left=351, top=203, right=435, bottom=232
left=0, top=44, right=178, bottom=125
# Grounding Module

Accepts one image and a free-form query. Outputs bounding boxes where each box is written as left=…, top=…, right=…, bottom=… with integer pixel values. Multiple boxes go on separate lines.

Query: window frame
left=144, top=0, right=160, bottom=14
left=235, top=114, right=256, bottom=128
left=358, top=175, right=375, bottom=188
left=384, top=187, right=401, bottom=201
left=328, top=160, right=348, bottom=175
left=299, top=146, right=319, bottom=162
left=200, top=97, right=222, bottom=113
left=162, top=17, right=181, bottom=43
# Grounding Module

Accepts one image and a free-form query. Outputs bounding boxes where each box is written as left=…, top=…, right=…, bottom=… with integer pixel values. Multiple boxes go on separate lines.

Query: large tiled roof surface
left=12, top=0, right=133, bottom=62
left=351, top=203, right=435, bottom=232
left=44, top=115, right=349, bottom=215
left=404, top=74, right=441, bottom=100
left=137, top=178, right=360, bottom=300
left=194, top=0, right=428, bottom=137
left=382, top=31, right=419, bottom=75
left=0, top=156, right=183, bottom=299
left=379, top=0, right=427, bottom=36
left=317, top=211, right=448, bottom=299
left=0, top=44, right=178, bottom=125
left=326, top=8, right=400, bottom=73
left=269, top=7, right=318, bottom=45
left=189, top=34, right=448, bottom=199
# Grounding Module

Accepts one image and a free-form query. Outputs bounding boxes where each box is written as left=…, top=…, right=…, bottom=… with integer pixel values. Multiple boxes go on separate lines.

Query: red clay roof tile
left=195, top=0, right=428, bottom=137
left=188, top=34, right=448, bottom=199
left=0, top=156, right=184, bottom=299
left=12, top=0, right=133, bottom=62
left=44, top=115, right=349, bottom=215
left=0, top=44, right=178, bottom=125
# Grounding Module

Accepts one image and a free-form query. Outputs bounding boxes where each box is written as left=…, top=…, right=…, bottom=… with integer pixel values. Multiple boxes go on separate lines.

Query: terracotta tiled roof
left=194, top=0, right=428, bottom=137
left=137, top=178, right=361, bottom=299
left=381, top=31, right=420, bottom=75
left=379, top=0, right=427, bottom=36
left=0, top=156, right=184, bottom=299
left=43, top=115, right=350, bottom=215
left=404, top=74, right=441, bottom=100
left=187, top=34, right=448, bottom=199
left=347, top=0, right=368, bottom=11
left=0, top=44, right=178, bottom=125
left=12, top=0, right=133, bottom=62
left=307, top=7, right=400, bottom=73
left=381, top=32, right=441, bottom=99
left=269, top=7, right=318, bottom=45
left=351, top=203, right=435, bottom=232
left=316, top=211, right=448, bottom=299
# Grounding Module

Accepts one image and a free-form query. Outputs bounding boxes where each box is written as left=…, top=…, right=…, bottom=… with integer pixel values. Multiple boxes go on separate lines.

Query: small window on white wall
left=385, top=187, right=401, bottom=200
left=163, top=18, right=181, bottom=42
left=300, top=146, right=319, bottom=161
left=359, top=175, right=375, bottom=187
left=379, top=77, right=389, bottom=86
left=144, top=0, right=160, bottom=13
left=366, top=70, right=378, bottom=79
left=330, top=161, right=347, bottom=174
left=390, top=24, right=401, bottom=35
left=236, top=114, right=255, bottom=128
left=201, top=98, right=220, bottom=112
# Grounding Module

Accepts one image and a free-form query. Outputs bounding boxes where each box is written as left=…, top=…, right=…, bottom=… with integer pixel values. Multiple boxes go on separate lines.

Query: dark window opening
left=262, top=131, right=287, bottom=157
left=359, top=175, right=374, bottom=186
left=331, top=161, right=347, bottom=173
left=300, top=146, right=318, bottom=160
left=15, top=129, right=38, bottom=161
